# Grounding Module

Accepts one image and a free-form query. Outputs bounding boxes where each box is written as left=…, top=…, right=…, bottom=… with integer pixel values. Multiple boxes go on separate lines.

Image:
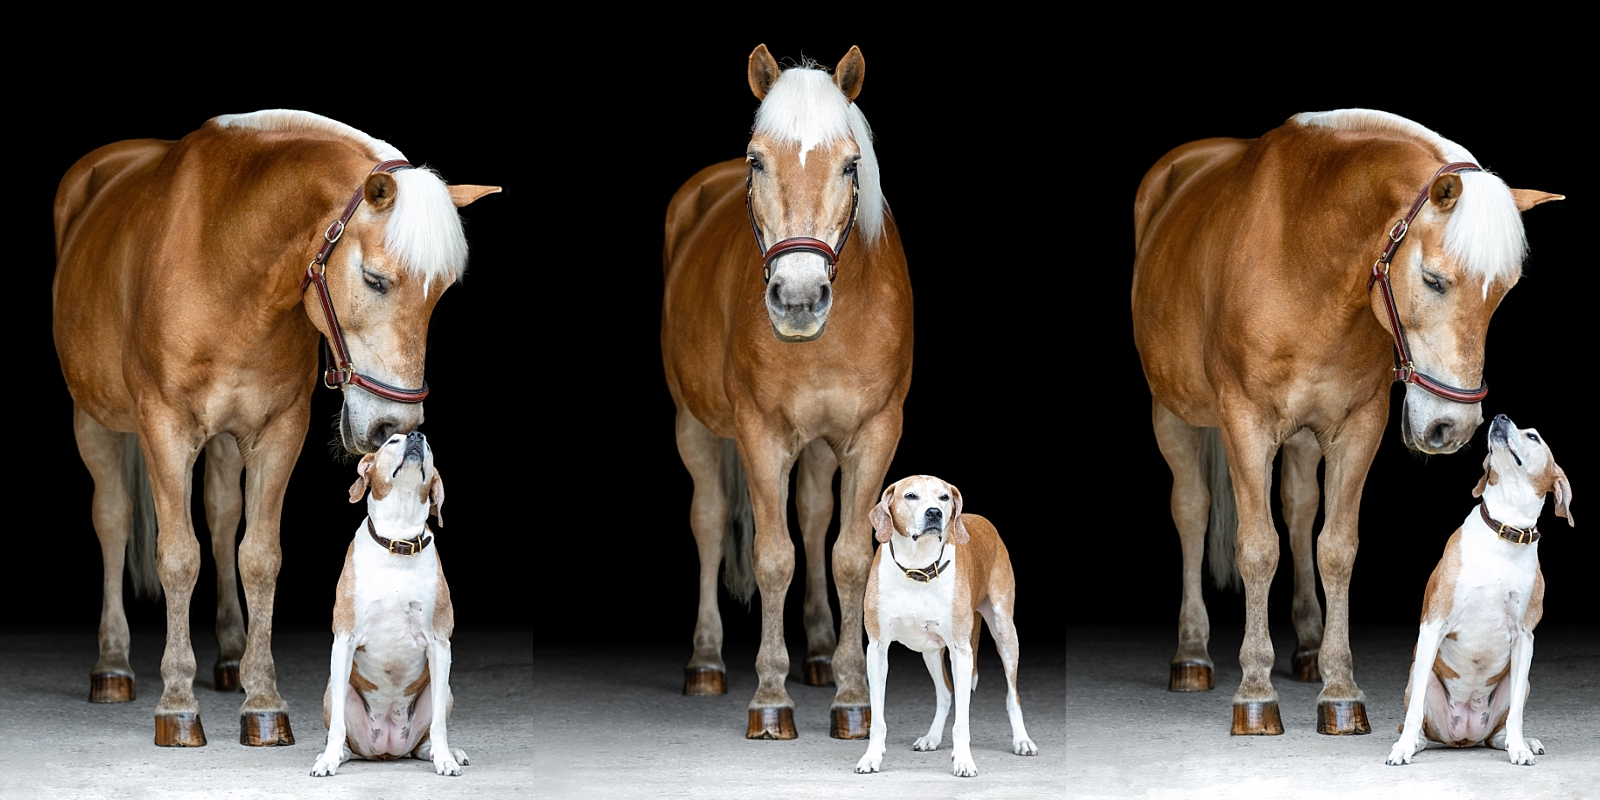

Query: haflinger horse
left=53, top=110, right=498, bottom=747
left=662, top=45, right=912, bottom=740
left=1131, top=109, right=1560, bottom=735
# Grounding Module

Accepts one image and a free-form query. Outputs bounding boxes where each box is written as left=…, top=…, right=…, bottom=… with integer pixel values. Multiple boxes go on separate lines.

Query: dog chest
left=874, top=556, right=959, bottom=653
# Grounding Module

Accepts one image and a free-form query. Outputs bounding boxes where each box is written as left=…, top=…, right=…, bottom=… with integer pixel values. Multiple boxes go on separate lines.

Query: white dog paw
left=952, top=752, right=978, bottom=778
left=1509, top=746, right=1537, bottom=766
left=310, top=754, right=340, bottom=777
left=1014, top=737, right=1038, bottom=756
left=435, top=755, right=464, bottom=776
left=912, top=735, right=941, bottom=752
left=855, top=751, right=883, bottom=774
left=1385, top=741, right=1416, bottom=766
left=1527, top=737, right=1545, bottom=755
left=453, top=748, right=470, bottom=766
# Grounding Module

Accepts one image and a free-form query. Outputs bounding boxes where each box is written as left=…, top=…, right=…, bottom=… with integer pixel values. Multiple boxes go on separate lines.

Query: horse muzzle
left=765, top=255, right=833, bottom=342
left=1401, top=390, right=1482, bottom=455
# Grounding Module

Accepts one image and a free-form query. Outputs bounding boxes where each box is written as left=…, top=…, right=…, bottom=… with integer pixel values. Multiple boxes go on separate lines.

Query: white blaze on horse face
left=748, top=139, right=858, bottom=341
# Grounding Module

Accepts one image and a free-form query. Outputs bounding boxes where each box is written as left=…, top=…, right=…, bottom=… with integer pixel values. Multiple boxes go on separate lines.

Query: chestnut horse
left=53, top=110, right=498, bottom=746
left=1132, top=110, right=1560, bottom=735
left=662, top=45, right=912, bottom=739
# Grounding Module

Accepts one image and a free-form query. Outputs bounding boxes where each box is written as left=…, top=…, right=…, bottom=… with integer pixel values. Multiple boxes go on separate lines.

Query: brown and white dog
left=1387, top=415, right=1573, bottom=766
left=311, top=431, right=466, bottom=777
left=855, top=475, right=1036, bottom=777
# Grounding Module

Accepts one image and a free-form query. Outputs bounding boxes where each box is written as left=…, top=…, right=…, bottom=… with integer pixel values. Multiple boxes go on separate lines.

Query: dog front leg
left=426, top=636, right=463, bottom=776
left=311, top=634, right=356, bottom=777
left=1386, top=620, right=1444, bottom=765
left=950, top=644, right=977, bottom=777
left=854, top=637, right=890, bottom=773
left=1504, top=630, right=1540, bottom=765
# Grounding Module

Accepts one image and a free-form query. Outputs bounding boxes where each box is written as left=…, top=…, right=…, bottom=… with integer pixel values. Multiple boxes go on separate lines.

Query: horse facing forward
left=53, top=110, right=498, bottom=746
left=662, top=45, right=912, bottom=739
left=1132, top=109, right=1559, bottom=735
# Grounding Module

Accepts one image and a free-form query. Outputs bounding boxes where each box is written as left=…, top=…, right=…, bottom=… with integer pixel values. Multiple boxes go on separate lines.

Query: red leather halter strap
left=746, top=167, right=860, bottom=284
left=1365, top=161, right=1490, bottom=404
left=299, top=159, right=430, bottom=404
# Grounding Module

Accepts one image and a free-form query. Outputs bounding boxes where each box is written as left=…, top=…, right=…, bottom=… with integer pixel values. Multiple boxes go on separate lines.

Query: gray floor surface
left=3, top=624, right=1596, bottom=799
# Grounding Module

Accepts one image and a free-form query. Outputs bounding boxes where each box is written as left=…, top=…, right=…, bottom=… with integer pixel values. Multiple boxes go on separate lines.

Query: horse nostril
left=370, top=421, right=397, bottom=446
left=1426, top=421, right=1454, bottom=449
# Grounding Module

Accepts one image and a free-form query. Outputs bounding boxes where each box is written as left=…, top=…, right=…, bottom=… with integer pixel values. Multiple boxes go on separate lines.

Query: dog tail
left=1202, top=427, right=1241, bottom=592
left=721, top=438, right=757, bottom=606
left=122, top=433, right=163, bottom=600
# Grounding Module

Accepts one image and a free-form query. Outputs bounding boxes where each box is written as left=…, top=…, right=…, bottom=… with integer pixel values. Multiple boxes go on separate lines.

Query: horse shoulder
left=664, top=158, right=748, bottom=272
left=1132, top=137, right=1251, bottom=251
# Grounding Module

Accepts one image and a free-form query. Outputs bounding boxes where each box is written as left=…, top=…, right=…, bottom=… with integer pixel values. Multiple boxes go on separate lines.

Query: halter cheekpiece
left=300, top=160, right=430, bottom=404
left=746, top=164, right=861, bottom=284
left=1366, top=161, right=1490, bottom=404
left=1480, top=502, right=1539, bottom=545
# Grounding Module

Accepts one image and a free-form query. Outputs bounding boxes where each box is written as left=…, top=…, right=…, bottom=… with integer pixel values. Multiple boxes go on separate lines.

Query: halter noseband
left=299, top=160, right=430, bottom=404
left=1366, top=161, right=1489, bottom=404
left=746, top=165, right=860, bottom=284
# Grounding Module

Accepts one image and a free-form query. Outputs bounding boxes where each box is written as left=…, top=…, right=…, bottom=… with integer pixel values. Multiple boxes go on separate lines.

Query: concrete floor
left=3, top=625, right=1595, bottom=799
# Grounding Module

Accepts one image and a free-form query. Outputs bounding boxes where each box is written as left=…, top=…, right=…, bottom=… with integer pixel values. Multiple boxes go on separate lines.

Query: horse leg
left=1152, top=400, right=1214, bottom=691
left=738, top=427, right=801, bottom=739
left=1280, top=427, right=1324, bottom=683
left=829, top=410, right=903, bottom=739
left=1219, top=410, right=1284, bottom=735
left=234, top=409, right=306, bottom=746
left=675, top=407, right=730, bottom=696
left=203, top=434, right=246, bottom=694
left=796, top=438, right=839, bottom=686
left=1313, top=402, right=1385, bottom=735
left=141, top=416, right=208, bottom=746
left=74, top=408, right=138, bottom=703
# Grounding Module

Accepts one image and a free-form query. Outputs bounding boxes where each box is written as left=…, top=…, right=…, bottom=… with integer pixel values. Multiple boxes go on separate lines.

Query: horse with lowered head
left=53, top=109, right=497, bottom=746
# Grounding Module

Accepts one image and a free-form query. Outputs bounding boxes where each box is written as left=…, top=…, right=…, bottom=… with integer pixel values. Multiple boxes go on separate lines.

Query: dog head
left=1473, top=414, right=1572, bottom=526
left=348, top=431, right=446, bottom=528
left=870, top=475, right=968, bottom=545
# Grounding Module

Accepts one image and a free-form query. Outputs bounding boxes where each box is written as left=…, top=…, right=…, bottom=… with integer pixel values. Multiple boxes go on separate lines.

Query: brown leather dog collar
left=889, top=539, right=951, bottom=582
left=367, top=517, right=433, bottom=556
left=1480, top=503, right=1539, bottom=545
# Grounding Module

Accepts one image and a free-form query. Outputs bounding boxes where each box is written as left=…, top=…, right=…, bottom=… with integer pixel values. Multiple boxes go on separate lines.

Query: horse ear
left=364, top=172, right=399, bottom=212
left=1552, top=462, right=1574, bottom=527
left=428, top=467, right=446, bottom=527
left=1472, top=452, right=1492, bottom=498
left=1510, top=189, right=1564, bottom=213
left=1430, top=173, right=1463, bottom=213
left=834, top=46, right=865, bottom=103
left=946, top=481, right=969, bottom=545
left=448, top=185, right=501, bottom=208
left=748, top=44, right=780, bottom=100
left=871, top=481, right=897, bottom=543
left=349, top=454, right=377, bottom=503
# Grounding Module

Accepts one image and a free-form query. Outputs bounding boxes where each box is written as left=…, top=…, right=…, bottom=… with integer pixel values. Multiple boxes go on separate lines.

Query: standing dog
left=311, top=431, right=467, bottom=777
left=1387, top=415, right=1573, bottom=766
left=855, top=475, right=1037, bottom=777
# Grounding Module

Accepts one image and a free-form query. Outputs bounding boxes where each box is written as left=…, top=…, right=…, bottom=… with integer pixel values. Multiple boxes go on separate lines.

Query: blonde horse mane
left=1295, top=109, right=1527, bottom=296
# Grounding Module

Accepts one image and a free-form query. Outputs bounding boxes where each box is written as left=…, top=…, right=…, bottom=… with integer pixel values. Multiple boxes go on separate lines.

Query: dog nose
left=406, top=431, right=424, bottom=443
left=1494, top=414, right=1509, bottom=424
left=925, top=508, right=942, bottom=520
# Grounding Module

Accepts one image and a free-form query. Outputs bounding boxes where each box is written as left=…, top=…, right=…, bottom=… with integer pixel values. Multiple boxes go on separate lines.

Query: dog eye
left=905, top=493, right=918, bottom=502
left=1527, top=432, right=1540, bottom=442
left=940, top=494, right=949, bottom=502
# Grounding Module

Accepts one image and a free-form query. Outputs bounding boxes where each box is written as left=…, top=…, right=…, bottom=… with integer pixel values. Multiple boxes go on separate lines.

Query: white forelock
left=753, top=68, right=886, bottom=245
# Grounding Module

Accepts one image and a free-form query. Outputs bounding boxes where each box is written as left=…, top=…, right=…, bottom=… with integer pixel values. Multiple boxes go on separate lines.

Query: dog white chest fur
left=311, top=432, right=467, bottom=777
left=1386, top=415, right=1573, bottom=767
left=856, top=475, right=1037, bottom=778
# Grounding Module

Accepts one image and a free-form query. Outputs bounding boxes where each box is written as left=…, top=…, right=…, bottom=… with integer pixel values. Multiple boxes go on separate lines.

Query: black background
left=18, top=30, right=1588, bottom=668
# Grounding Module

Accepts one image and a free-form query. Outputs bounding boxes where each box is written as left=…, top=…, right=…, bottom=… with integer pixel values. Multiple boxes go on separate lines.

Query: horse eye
left=1422, top=273, right=1445, bottom=294
left=843, top=160, right=858, bottom=176
left=362, top=271, right=389, bottom=294
left=747, top=155, right=764, bottom=172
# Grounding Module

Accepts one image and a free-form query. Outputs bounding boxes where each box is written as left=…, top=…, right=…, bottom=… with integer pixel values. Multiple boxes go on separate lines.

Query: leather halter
left=1480, top=502, right=1539, bottom=545
left=367, top=516, right=433, bottom=556
left=746, top=164, right=860, bottom=284
left=889, top=538, right=951, bottom=583
left=1366, top=161, right=1489, bottom=404
left=299, top=160, right=430, bottom=404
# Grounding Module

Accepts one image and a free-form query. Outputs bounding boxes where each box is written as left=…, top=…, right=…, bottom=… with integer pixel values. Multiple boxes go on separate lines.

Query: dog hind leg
left=980, top=598, right=1037, bottom=756
left=912, top=648, right=950, bottom=751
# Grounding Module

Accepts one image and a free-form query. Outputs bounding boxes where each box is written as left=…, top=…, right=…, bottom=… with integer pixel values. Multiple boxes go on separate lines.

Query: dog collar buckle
left=1480, top=503, right=1540, bottom=545
left=367, top=517, right=433, bottom=556
left=389, top=539, right=417, bottom=556
left=904, top=565, right=937, bottom=582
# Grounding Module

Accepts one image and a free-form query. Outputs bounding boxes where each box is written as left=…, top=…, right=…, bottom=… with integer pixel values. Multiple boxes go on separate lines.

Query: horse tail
left=720, top=438, right=757, bottom=606
left=1202, top=427, right=1241, bottom=592
left=121, top=434, right=163, bottom=600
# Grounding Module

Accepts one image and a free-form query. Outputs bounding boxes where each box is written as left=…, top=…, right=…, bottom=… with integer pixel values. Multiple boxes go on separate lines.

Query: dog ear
left=428, top=468, right=446, bottom=527
left=1472, top=452, right=1493, bottom=498
left=947, top=482, right=969, bottom=545
left=349, top=453, right=377, bottom=503
left=871, top=482, right=897, bottom=544
left=1552, top=462, right=1574, bottom=527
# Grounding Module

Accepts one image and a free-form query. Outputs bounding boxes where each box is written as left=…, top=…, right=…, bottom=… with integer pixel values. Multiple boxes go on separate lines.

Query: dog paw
left=912, top=735, right=941, bottom=752
left=951, top=748, right=978, bottom=778
left=1385, top=741, right=1416, bottom=766
left=855, top=750, right=883, bottom=774
left=435, top=754, right=464, bottom=776
left=1527, top=737, right=1545, bottom=755
left=1014, top=737, right=1038, bottom=756
left=310, top=754, right=340, bottom=777
left=1509, top=746, right=1537, bottom=766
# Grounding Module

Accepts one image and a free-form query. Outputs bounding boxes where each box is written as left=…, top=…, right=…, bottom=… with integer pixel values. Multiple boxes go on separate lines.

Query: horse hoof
left=1317, top=700, right=1371, bottom=735
left=802, top=656, right=834, bottom=686
left=240, top=712, right=296, bottom=746
left=1168, top=661, right=1214, bottom=692
left=89, top=673, right=135, bottom=703
left=684, top=666, right=726, bottom=696
left=1292, top=649, right=1320, bottom=683
left=214, top=660, right=241, bottom=693
left=1231, top=701, right=1284, bottom=735
left=746, top=707, right=797, bottom=740
left=830, top=705, right=870, bottom=739
left=155, top=713, right=207, bottom=747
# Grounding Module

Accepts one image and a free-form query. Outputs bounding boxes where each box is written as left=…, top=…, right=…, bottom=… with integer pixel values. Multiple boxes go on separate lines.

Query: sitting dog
left=1386, top=415, right=1573, bottom=766
left=855, top=475, right=1037, bottom=778
left=311, top=431, right=467, bottom=777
